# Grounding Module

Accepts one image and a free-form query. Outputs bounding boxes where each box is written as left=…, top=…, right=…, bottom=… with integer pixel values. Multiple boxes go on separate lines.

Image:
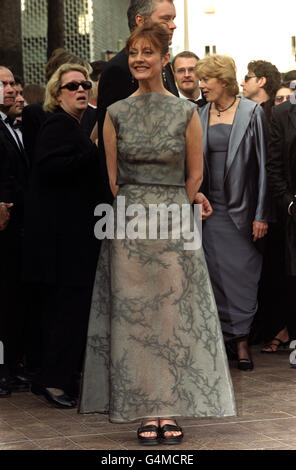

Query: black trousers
left=286, top=276, right=296, bottom=339
left=0, top=229, right=26, bottom=379
left=39, top=284, right=93, bottom=391
left=250, top=223, right=290, bottom=343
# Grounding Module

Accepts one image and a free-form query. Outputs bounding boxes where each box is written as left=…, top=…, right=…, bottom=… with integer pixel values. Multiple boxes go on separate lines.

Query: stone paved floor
left=1, top=345, right=296, bottom=451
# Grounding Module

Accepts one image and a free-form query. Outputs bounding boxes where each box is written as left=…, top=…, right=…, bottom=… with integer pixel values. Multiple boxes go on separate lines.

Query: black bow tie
left=188, top=98, right=206, bottom=107
left=12, top=120, right=22, bottom=130
left=4, top=116, right=22, bottom=130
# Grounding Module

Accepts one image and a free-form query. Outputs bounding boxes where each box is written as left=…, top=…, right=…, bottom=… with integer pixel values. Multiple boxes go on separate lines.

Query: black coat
left=22, top=103, right=97, bottom=165
left=266, top=100, right=296, bottom=275
left=23, top=108, right=102, bottom=286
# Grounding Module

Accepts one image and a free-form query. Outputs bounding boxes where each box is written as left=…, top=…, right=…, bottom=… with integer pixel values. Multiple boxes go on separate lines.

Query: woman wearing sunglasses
left=23, top=64, right=102, bottom=408
left=274, top=82, right=293, bottom=106
left=195, top=55, right=270, bottom=371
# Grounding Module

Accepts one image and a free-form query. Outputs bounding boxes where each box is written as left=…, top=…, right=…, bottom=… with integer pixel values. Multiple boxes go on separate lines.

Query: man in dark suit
left=0, top=66, right=30, bottom=397
left=172, top=51, right=207, bottom=108
left=265, top=97, right=296, bottom=348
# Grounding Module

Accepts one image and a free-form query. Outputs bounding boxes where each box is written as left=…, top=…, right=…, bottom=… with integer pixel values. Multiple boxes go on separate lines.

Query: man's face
left=240, top=70, right=260, bottom=100
left=9, top=84, right=25, bottom=118
left=174, top=57, right=199, bottom=97
left=150, top=1, right=176, bottom=45
left=0, top=68, right=16, bottom=112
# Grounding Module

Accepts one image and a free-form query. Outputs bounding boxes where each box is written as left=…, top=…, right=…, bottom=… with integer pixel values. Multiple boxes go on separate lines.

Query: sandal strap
left=137, top=424, right=159, bottom=435
left=161, top=424, right=182, bottom=432
left=271, top=337, right=285, bottom=346
left=263, top=338, right=288, bottom=349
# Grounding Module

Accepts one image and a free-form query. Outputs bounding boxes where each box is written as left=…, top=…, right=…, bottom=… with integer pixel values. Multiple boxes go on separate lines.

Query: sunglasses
left=244, top=75, right=257, bottom=82
left=275, top=94, right=292, bottom=103
left=60, top=80, right=92, bottom=91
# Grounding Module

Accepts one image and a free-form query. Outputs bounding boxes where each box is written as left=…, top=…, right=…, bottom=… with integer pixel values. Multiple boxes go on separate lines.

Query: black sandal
left=261, top=337, right=290, bottom=354
left=137, top=423, right=160, bottom=446
left=160, top=422, right=183, bottom=445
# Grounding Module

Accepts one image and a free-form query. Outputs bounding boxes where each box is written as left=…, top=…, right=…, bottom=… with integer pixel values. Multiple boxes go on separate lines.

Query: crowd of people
left=1, top=0, right=296, bottom=446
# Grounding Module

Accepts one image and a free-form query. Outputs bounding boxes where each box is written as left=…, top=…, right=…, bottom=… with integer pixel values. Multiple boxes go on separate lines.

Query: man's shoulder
left=102, top=49, right=129, bottom=75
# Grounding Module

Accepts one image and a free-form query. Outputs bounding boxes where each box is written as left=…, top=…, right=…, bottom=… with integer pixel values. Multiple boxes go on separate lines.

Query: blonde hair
left=43, top=63, right=90, bottom=113
left=195, top=54, right=239, bottom=97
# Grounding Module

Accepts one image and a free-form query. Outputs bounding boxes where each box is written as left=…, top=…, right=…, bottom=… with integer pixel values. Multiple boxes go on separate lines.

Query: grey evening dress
left=79, top=93, right=236, bottom=423
left=202, top=124, right=263, bottom=341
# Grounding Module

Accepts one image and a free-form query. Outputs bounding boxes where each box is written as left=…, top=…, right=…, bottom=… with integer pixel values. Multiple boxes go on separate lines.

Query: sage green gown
left=79, top=92, right=236, bottom=423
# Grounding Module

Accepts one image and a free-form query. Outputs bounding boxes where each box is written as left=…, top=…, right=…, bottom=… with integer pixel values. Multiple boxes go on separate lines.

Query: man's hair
left=0, top=65, right=13, bottom=74
left=127, top=0, right=173, bottom=32
left=90, top=60, right=107, bottom=81
left=14, top=75, right=24, bottom=87
left=247, top=60, right=281, bottom=99
left=45, top=48, right=91, bottom=82
left=172, top=51, right=200, bottom=71
left=282, top=69, right=296, bottom=82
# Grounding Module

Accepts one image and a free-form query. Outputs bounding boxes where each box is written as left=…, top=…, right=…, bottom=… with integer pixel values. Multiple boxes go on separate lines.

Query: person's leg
left=41, top=284, right=92, bottom=393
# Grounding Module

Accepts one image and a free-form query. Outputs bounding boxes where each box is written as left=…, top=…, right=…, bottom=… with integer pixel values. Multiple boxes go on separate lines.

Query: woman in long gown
left=195, top=55, right=270, bottom=370
left=79, top=23, right=236, bottom=445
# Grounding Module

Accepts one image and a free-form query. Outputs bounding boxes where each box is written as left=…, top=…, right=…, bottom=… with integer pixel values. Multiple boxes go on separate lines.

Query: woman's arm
left=185, top=111, right=203, bottom=203
left=103, top=112, right=119, bottom=197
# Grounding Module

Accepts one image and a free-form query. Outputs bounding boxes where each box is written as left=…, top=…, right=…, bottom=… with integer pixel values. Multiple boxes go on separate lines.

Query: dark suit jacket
left=0, top=118, right=29, bottom=230
left=266, top=100, right=296, bottom=275
left=199, top=97, right=270, bottom=237
left=22, top=104, right=97, bottom=165
left=23, top=107, right=102, bottom=286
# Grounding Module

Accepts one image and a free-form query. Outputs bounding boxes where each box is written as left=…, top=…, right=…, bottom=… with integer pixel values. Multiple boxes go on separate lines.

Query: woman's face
left=56, top=71, right=90, bottom=117
left=128, top=38, right=169, bottom=82
left=274, top=87, right=292, bottom=106
left=199, top=76, right=228, bottom=102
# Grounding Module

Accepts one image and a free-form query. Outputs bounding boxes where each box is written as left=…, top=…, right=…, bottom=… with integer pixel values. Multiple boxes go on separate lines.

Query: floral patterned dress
left=79, top=92, right=236, bottom=423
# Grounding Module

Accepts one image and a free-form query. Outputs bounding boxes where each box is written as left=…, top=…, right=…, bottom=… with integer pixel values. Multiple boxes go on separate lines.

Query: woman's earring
left=162, top=69, right=167, bottom=84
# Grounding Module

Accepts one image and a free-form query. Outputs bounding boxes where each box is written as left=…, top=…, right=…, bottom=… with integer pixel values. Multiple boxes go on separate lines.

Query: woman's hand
left=0, top=202, right=13, bottom=231
left=252, top=221, right=268, bottom=241
left=194, top=192, right=213, bottom=220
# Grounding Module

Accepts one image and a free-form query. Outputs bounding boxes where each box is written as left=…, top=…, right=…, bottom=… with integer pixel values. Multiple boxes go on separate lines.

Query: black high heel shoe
left=237, top=358, right=254, bottom=371
left=31, top=383, right=77, bottom=408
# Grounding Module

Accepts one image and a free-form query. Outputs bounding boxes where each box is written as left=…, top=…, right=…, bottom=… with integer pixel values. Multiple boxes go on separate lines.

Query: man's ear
left=258, top=76, right=267, bottom=88
left=162, top=52, right=170, bottom=69
left=135, top=14, right=145, bottom=26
